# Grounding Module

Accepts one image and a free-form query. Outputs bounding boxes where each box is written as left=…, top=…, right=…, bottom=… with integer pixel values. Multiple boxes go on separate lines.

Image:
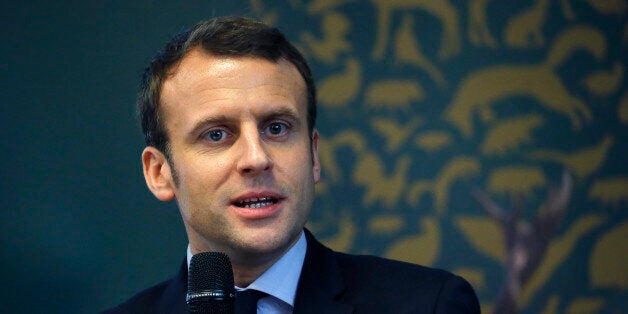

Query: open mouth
left=234, top=196, right=279, bottom=208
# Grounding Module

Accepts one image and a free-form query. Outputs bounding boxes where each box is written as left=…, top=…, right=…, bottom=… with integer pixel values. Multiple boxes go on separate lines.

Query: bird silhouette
left=300, top=12, right=351, bottom=64
left=486, top=166, right=548, bottom=195
left=505, top=0, right=549, bottom=48
left=353, top=152, right=411, bottom=209
left=394, top=15, right=446, bottom=87
left=582, top=62, right=624, bottom=97
left=385, top=216, right=440, bottom=266
left=317, top=213, right=356, bottom=252
left=317, top=130, right=367, bottom=183
left=372, top=0, right=460, bottom=60
left=370, top=117, right=422, bottom=153
left=588, top=176, right=628, bottom=207
left=406, top=157, right=481, bottom=214
left=481, top=114, right=545, bottom=156
left=528, top=135, right=615, bottom=179
left=317, top=58, right=362, bottom=107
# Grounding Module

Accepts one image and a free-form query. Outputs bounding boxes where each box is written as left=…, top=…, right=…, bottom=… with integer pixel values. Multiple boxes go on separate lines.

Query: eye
left=265, top=122, right=288, bottom=136
left=203, top=129, right=228, bottom=142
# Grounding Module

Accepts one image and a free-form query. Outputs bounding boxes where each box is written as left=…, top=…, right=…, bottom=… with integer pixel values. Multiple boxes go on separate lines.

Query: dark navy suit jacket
left=103, top=230, right=480, bottom=313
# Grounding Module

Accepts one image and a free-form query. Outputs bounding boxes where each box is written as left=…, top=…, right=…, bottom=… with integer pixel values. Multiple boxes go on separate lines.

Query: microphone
left=187, top=252, right=236, bottom=313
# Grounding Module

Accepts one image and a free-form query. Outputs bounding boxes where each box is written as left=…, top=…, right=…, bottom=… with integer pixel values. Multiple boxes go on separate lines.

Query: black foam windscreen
left=187, top=252, right=235, bottom=313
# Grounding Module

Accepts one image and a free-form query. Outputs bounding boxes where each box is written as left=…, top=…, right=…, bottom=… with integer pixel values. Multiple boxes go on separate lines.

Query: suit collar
left=293, top=229, right=354, bottom=314
left=162, top=229, right=354, bottom=313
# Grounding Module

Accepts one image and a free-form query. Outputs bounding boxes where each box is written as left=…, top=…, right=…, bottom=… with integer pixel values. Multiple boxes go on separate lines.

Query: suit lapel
left=293, top=229, right=354, bottom=314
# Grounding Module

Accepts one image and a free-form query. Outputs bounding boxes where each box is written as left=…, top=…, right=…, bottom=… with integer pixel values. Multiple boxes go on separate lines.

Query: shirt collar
left=186, top=230, right=307, bottom=307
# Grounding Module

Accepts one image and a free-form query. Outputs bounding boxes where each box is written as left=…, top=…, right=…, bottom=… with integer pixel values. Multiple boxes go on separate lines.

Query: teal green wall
left=3, top=1, right=626, bottom=313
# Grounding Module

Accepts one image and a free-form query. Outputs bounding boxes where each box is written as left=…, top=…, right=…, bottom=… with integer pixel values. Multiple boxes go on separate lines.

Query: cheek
left=173, top=162, right=221, bottom=208
left=179, top=155, right=230, bottom=184
left=282, top=150, right=317, bottom=186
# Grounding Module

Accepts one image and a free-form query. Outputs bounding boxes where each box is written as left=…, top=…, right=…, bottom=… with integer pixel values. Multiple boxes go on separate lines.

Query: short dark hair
left=138, top=16, right=317, bottom=155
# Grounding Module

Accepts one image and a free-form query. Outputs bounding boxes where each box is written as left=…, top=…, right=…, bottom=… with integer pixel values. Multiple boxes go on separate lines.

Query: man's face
left=143, top=48, right=320, bottom=265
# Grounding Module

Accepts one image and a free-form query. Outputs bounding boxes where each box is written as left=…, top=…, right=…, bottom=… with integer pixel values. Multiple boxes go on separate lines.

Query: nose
left=235, top=127, right=273, bottom=175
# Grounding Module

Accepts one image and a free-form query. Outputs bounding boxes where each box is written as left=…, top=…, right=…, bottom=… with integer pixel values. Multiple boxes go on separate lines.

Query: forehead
left=160, top=49, right=307, bottom=109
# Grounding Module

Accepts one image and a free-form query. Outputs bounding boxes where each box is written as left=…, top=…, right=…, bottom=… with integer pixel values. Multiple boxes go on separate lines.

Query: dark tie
left=235, top=289, right=267, bottom=314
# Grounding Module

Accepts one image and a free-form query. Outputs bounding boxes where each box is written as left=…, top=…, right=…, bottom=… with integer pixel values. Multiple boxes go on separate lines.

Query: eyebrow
left=263, top=107, right=301, bottom=124
left=187, top=115, right=231, bottom=138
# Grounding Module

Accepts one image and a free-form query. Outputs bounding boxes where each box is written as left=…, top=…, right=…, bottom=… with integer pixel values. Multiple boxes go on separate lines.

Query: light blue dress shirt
left=187, top=231, right=307, bottom=313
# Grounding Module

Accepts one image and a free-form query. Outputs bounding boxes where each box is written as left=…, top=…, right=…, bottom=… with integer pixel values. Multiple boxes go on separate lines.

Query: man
left=105, top=17, right=480, bottom=313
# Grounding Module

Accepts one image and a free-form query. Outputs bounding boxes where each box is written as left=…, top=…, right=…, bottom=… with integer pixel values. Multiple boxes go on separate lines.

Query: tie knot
left=235, top=289, right=267, bottom=314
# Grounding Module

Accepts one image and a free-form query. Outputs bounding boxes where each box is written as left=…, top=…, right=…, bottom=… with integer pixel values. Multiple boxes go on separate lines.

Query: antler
left=472, top=171, right=573, bottom=314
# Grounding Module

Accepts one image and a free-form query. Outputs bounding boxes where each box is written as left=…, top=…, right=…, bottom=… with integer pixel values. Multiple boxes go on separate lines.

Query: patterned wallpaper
left=248, top=0, right=627, bottom=312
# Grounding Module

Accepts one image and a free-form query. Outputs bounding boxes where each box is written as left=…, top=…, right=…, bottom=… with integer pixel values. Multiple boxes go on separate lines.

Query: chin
left=237, top=227, right=297, bottom=254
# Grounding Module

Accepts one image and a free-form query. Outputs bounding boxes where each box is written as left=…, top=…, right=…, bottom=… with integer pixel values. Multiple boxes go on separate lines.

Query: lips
left=234, top=196, right=279, bottom=208
left=231, top=193, right=283, bottom=220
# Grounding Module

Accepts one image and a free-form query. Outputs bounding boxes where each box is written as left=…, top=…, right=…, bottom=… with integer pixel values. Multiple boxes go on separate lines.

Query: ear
left=142, top=146, right=176, bottom=201
left=311, top=130, right=321, bottom=183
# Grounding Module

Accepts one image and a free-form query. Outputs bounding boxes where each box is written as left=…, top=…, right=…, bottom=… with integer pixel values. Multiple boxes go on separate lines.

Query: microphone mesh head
left=188, top=252, right=235, bottom=293
left=187, top=252, right=235, bottom=313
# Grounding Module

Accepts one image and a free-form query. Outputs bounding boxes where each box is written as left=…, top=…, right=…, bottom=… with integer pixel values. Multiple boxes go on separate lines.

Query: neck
left=187, top=233, right=302, bottom=288
left=231, top=257, right=278, bottom=287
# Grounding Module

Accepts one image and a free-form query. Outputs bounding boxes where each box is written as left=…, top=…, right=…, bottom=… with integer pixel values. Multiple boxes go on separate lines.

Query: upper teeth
left=238, top=197, right=274, bottom=208
left=243, top=197, right=269, bottom=203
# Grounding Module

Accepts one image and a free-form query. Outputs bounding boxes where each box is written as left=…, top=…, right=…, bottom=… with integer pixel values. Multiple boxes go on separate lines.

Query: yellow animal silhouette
left=505, top=0, right=549, bottom=48
left=560, top=0, right=576, bottom=20
left=584, top=0, right=627, bottom=15
left=589, top=221, right=628, bottom=289
left=528, top=135, right=615, bottom=180
left=370, top=117, right=422, bottom=152
left=318, top=131, right=367, bottom=183
left=444, top=26, right=604, bottom=137
left=394, top=15, right=447, bottom=87
left=468, top=0, right=497, bottom=48
left=582, top=62, right=624, bottom=97
left=353, top=153, right=411, bottom=209
left=486, top=166, right=547, bottom=195
left=406, top=157, right=481, bottom=214
left=455, top=216, right=505, bottom=262
left=620, top=91, right=628, bottom=124
left=300, top=12, right=352, bottom=64
left=481, top=114, right=545, bottom=156
left=371, top=0, right=460, bottom=60
left=364, top=79, right=425, bottom=111
left=307, top=0, right=356, bottom=14
left=317, top=58, right=362, bottom=107
left=385, top=216, right=441, bottom=266
left=560, top=0, right=627, bottom=19
left=414, top=130, right=454, bottom=152
left=566, top=299, right=606, bottom=314
left=445, top=66, right=591, bottom=136
left=249, top=0, right=278, bottom=25
left=312, top=211, right=357, bottom=252
left=368, top=214, right=404, bottom=234
left=588, top=176, right=628, bottom=207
